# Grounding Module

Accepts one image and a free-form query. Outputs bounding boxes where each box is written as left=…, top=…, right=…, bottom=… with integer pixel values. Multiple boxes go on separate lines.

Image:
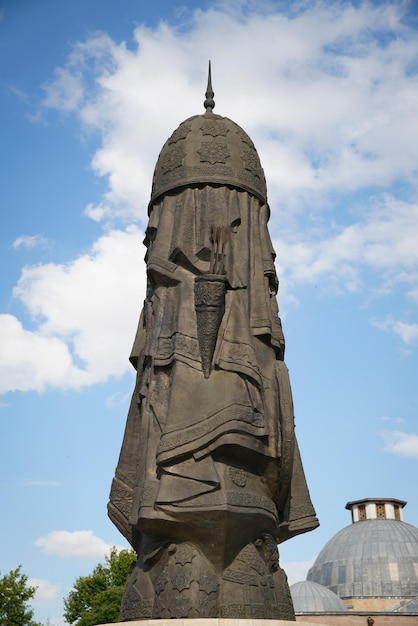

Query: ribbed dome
left=290, top=580, right=347, bottom=612
left=150, top=111, right=267, bottom=208
left=307, top=519, right=418, bottom=599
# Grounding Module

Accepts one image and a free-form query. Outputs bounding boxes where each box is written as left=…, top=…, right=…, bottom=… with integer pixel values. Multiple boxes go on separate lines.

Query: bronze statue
left=108, top=64, right=318, bottom=621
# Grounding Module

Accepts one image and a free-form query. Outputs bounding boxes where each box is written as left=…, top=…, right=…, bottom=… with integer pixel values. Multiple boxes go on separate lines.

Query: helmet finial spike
left=204, top=60, right=215, bottom=113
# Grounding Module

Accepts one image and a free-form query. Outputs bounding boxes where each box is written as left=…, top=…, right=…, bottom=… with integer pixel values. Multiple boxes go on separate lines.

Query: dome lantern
left=345, top=497, right=406, bottom=523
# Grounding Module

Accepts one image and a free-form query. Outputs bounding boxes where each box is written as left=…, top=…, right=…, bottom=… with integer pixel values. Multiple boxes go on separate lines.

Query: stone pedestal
left=97, top=618, right=328, bottom=626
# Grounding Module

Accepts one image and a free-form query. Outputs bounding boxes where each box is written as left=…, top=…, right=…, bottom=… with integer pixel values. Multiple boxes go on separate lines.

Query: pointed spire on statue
left=204, top=60, right=215, bottom=113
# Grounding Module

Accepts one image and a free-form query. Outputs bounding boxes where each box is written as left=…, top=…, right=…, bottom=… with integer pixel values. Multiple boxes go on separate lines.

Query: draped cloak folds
left=108, top=185, right=318, bottom=561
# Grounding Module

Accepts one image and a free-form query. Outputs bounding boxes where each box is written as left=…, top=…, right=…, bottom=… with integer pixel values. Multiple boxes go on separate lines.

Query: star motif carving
left=197, top=572, right=219, bottom=594
left=171, top=571, right=191, bottom=592
left=198, top=141, right=230, bottom=164
left=174, top=544, right=195, bottom=565
left=201, top=120, right=228, bottom=137
left=168, top=123, right=192, bottom=144
left=160, top=145, right=186, bottom=173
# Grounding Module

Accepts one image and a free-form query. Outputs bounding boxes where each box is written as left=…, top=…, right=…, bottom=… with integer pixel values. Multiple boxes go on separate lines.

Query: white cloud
left=105, top=390, right=131, bottom=409
left=0, top=314, right=84, bottom=394
left=42, top=67, right=84, bottom=112
left=282, top=557, right=316, bottom=585
left=29, top=578, right=61, bottom=604
left=7, top=84, right=30, bottom=102
left=12, top=234, right=49, bottom=250
left=41, top=33, right=119, bottom=113
left=4, top=2, right=418, bottom=398
left=0, top=226, right=146, bottom=394
left=381, top=416, right=405, bottom=425
left=275, top=195, right=418, bottom=292
left=381, top=430, right=418, bottom=459
left=35, top=530, right=120, bottom=558
left=371, top=316, right=418, bottom=345
left=35, top=2, right=418, bottom=304
left=38, top=2, right=418, bottom=220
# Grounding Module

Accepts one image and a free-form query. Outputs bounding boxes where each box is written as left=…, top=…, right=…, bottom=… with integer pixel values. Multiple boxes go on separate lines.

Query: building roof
left=345, top=497, right=407, bottom=511
left=307, top=519, right=418, bottom=599
left=391, top=596, right=418, bottom=613
left=290, top=580, right=347, bottom=613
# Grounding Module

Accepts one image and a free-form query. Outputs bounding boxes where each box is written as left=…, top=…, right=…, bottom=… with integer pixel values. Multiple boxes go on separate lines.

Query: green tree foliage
left=0, top=565, right=41, bottom=626
left=63, top=547, right=136, bottom=626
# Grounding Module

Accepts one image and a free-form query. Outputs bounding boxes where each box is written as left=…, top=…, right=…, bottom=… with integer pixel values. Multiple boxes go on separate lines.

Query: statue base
left=97, top=618, right=325, bottom=626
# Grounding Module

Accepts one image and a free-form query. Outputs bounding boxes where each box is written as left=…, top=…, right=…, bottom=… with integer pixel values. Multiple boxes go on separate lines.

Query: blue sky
left=1, top=1, right=418, bottom=624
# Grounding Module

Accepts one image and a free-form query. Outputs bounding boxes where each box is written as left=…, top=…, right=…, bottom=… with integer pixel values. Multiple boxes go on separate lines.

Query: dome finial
left=204, top=60, right=215, bottom=113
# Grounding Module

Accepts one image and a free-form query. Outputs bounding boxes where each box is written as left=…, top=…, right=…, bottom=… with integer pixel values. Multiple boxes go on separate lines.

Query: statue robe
left=109, top=185, right=318, bottom=563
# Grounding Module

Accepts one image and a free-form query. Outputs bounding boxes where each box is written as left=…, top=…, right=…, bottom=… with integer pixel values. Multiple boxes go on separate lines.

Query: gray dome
left=307, top=519, right=418, bottom=599
left=290, top=580, right=347, bottom=612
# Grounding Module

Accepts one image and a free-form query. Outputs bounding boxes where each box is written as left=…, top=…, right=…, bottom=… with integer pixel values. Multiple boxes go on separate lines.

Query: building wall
left=296, top=614, right=416, bottom=625
left=342, top=598, right=408, bottom=611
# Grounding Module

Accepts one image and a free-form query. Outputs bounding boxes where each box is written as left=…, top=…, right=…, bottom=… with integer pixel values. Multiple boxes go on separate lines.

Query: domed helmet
left=150, top=62, right=267, bottom=209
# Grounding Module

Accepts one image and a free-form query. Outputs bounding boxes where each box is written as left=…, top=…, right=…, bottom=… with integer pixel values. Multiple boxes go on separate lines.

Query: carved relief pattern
left=255, top=533, right=280, bottom=571
left=194, top=278, right=225, bottom=305
left=109, top=477, right=133, bottom=519
left=152, top=543, right=219, bottom=619
left=219, top=541, right=285, bottom=619
left=157, top=405, right=265, bottom=454
left=160, top=145, right=186, bottom=173
left=237, top=543, right=269, bottom=575
left=238, top=128, right=255, bottom=148
left=156, top=490, right=278, bottom=516
left=238, top=168, right=266, bottom=196
left=120, top=584, right=153, bottom=620
left=222, top=569, right=258, bottom=586
left=156, top=333, right=200, bottom=362
left=120, top=537, right=295, bottom=621
left=220, top=603, right=245, bottom=618
left=229, top=466, right=247, bottom=487
left=197, top=572, right=220, bottom=594
left=172, top=570, right=190, bottom=592
left=174, top=543, right=195, bottom=565
left=150, top=116, right=269, bottom=202
left=229, top=342, right=252, bottom=363
left=201, top=120, right=228, bottom=137
left=155, top=164, right=235, bottom=189
left=194, top=275, right=225, bottom=375
left=242, top=148, right=263, bottom=179
left=188, top=164, right=232, bottom=178
left=119, top=560, right=155, bottom=620
left=168, top=123, right=192, bottom=144
left=198, top=141, right=230, bottom=165
left=219, top=338, right=259, bottom=378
